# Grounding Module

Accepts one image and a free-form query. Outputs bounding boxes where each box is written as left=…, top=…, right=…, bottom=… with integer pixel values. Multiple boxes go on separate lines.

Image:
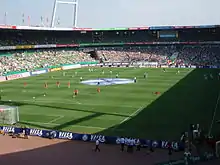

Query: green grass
left=0, top=67, right=220, bottom=141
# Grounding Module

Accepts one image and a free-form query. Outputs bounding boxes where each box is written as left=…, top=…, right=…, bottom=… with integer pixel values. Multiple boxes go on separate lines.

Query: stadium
left=0, top=1, right=220, bottom=165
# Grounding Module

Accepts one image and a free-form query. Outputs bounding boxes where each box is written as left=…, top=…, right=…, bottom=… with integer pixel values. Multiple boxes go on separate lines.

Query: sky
left=0, top=0, right=219, bottom=28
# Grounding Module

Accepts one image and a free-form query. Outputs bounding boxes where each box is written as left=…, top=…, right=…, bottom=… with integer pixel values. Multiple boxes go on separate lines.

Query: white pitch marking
left=208, top=89, right=220, bottom=137
left=119, top=106, right=145, bottom=124
left=48, top=116, right=64, bottom=123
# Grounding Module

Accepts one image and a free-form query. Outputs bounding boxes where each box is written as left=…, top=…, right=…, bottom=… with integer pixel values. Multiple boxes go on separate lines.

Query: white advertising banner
left=62, top=64, right=81, bottom=70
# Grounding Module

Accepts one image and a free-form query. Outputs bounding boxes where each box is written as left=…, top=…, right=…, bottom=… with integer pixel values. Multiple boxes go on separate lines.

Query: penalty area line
left=119, top=106, right=145, bottom=124
left=48, top=116, right=64, bottom=123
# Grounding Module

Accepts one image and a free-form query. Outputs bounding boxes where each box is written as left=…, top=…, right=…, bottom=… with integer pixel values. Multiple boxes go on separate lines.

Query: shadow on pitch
left=0, top=100, right=128, bottom=118
left=19, top=112, right=103, bottom=130
left=97, top=69, right=220, bottom=140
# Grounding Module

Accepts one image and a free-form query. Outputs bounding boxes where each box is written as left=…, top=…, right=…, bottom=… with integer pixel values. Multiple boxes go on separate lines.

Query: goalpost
left=0, top=105, right=19, bottom=124
left=215, top=141, right=220, bottom=157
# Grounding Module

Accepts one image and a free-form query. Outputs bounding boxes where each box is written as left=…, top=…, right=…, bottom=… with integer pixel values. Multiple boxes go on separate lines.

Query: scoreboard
left=157, top=30, right=178, bottom=38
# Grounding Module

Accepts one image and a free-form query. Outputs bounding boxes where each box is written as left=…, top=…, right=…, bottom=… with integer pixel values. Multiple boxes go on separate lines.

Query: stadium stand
left=1, top=45, right=220, bottom=75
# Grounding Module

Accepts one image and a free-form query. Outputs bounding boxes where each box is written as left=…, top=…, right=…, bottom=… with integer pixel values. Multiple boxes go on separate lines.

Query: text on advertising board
left=29, top=129, right=43, bottom=136
left=31, top=69, right=47, bottom=75
left=7, top=74, right=22, bottom=80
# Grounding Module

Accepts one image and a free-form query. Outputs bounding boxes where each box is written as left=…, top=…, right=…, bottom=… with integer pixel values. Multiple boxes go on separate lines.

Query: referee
left=95, top=139, right=100, bottom=152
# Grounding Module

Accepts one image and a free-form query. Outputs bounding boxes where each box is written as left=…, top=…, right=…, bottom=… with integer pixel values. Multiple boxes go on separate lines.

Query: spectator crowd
left=0, top=50, right=95, bottom=75
left=1, top=45, right=220, bottom=75
left=98, top=45, right=220, bottom=66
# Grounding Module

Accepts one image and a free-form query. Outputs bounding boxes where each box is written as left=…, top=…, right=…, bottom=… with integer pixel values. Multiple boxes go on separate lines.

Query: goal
left=0, top=105, right=19, bottom=124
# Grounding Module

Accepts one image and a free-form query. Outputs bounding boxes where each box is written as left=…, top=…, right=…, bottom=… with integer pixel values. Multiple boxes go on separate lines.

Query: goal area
left=0, top=105, right=19, bottom=124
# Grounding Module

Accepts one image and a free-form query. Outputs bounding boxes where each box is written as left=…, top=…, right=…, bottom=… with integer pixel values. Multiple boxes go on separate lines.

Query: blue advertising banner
left=0, top=126, right=23, bottom=133
left=0, top=126, right=184, bottom=151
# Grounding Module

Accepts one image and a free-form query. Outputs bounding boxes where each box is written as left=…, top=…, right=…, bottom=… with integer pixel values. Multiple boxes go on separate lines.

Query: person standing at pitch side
left=95, top=139, right=100, bottom=152
left=120, top=137, right=125, bottom=151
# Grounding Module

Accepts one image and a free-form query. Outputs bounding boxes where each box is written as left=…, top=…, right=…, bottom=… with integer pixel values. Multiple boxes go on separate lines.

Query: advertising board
left=50, top=68, right=62, bottom=72
left=21, top=72, right=31, bottom=78
left=62, top=64, right=81, bottom=70
left=6, top=74, right=23, bottom=80
left=31, top=69, right=48, bottom=76
left=0, top=126, right=184, bottom=151
left=0, top=46, right=16, bottom=50
left=0, top=76, right=6, bottom=82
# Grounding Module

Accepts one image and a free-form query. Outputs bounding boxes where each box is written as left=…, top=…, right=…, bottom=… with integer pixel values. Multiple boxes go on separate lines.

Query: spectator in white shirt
left=120, top=137, right=125, bottom=151
left=95, top=139, right=100, bottom=152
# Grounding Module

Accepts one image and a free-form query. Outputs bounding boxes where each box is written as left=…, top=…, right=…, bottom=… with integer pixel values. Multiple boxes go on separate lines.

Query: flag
left=57, top=17, right=60, bottom=25
left=22, top=14, right=25, bottom=24
left=4, top=12, right=7, bottom=25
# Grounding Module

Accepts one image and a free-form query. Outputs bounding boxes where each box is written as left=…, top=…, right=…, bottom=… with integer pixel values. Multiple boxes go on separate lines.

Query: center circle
left=81, top=78, right=134, bottom=86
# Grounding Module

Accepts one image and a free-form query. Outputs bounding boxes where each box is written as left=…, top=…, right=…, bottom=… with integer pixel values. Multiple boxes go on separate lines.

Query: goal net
left=0, top=105, right=19, bottom=124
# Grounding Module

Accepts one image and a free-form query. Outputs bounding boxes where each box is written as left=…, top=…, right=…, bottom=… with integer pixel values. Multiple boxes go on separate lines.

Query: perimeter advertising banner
left=16, top=45, right=34, bottom=49
left=6, top=74, right=23, bottom=80
left=0, top=76, right=6, bottom=82
left=31, top=69, right=48, bottom=76
left=0, top=126, right=184, bottom=151
left=50, top=68, right=62, bottom=72
left=62, top=64, right=81, bottom=70
left=21, top=72, right=31, bottom=78
left=0, top=46, right=16, bottom=50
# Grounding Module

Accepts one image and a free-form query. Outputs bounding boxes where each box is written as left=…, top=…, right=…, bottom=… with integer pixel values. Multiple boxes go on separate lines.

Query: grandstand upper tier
left=0, top=25, right=219, bottom=48
left=1, top=24, right=220, bottom=75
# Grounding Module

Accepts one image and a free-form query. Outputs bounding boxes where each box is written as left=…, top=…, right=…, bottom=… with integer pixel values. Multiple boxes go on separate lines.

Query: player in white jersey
left=144, top=72, right=148, bottom=79
left=63, top=72, right=66, bottom=76
left=102, top=70, right=105, bottom=74
left=80, top=77, right=83, bottom=81
left=110, top=70, right=112, bottom=74
left=134, top=77, right=137, bottom=83
left=116, top=73, right=119, bottom=78
left=210, top=74, right=213, bottom=79
left=204, top=74, right=208, bottom=80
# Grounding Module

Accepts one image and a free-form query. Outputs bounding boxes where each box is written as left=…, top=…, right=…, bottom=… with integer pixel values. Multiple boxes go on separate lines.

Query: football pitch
left=0, top=67, right=220, bottom=141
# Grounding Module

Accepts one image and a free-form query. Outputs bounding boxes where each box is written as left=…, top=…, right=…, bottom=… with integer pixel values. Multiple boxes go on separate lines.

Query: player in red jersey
left=23, top=82, right=27, bottom=88
left=97, top=87, right=100, bottom=93
left=67, top=81, right=70, bottom=88
left=56, top=81, right=60, bottom=88
left=73, top=89, right=78, bottom=97
left=44, top=82, right=48, bottom=89
left=154, top=92, right=161, bottom=95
